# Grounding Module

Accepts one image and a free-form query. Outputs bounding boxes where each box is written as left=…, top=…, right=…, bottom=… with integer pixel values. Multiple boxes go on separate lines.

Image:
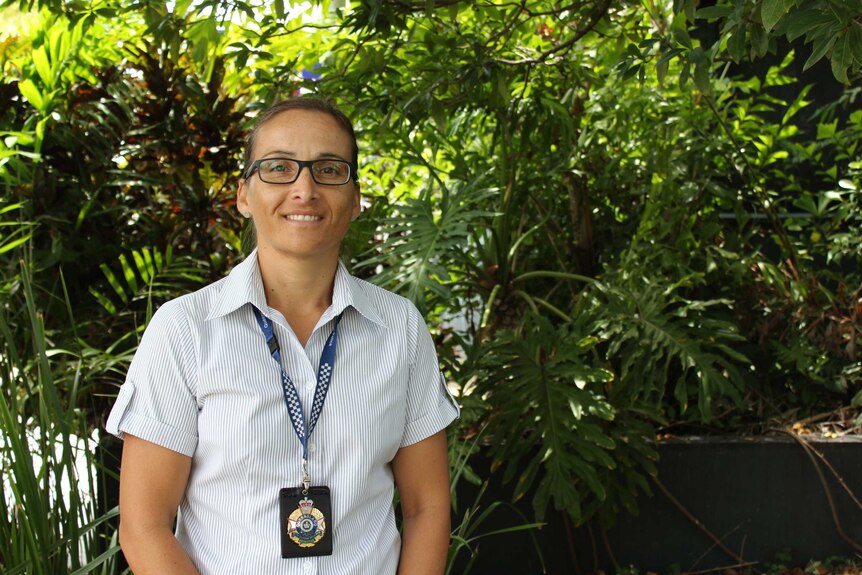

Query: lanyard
left=252, top=306, right=342, bottom=491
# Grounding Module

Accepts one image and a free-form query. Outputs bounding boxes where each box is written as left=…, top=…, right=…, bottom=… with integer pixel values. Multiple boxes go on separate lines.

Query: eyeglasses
left=244, top=157, right=356, bottom=186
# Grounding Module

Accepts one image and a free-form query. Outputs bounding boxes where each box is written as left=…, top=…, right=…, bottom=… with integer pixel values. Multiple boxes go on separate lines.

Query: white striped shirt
left=106, top=251, right=460, bottom=574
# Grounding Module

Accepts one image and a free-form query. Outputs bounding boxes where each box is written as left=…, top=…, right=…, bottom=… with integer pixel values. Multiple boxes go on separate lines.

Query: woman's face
left=237, top=109, right=360, bottom=264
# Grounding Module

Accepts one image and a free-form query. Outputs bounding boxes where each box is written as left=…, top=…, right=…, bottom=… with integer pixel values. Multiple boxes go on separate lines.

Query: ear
left=237, top=178, right=250, bottom=217
left=351, top=181, right=361, bottom=221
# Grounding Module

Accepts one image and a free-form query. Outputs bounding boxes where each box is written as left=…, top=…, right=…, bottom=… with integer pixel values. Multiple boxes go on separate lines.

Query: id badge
left=279, top=486, right=333, bottom=557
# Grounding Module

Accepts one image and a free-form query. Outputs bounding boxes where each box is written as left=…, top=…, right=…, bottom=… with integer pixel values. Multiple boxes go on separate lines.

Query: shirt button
left=305, top=381, right=314, bottom=391
left=303, top=559, right=313, bottom=570
left=308, top=442, right=316, bottom=454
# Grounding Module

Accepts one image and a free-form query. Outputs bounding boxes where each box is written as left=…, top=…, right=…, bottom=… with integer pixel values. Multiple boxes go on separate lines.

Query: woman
left=106, top=97, right=460, bottom=574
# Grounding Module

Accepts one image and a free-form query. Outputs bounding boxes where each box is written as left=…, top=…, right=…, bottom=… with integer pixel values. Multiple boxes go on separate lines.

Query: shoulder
left=148, top=276, right=230, bottom=333
left=346, top=274, right=422, bottom=326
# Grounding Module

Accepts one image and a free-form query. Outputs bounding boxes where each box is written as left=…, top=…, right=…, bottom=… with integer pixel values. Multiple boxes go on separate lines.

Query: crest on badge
left=288, top=497, right=326, bottom=547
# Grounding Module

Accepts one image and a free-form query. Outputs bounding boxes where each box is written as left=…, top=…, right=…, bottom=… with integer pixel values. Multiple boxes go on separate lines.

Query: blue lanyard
left=252, top=306, right=342, bottom=490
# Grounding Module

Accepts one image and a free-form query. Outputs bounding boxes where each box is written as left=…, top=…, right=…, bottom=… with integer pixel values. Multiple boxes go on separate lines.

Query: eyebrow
left=259, top=150, right=350, bottom=162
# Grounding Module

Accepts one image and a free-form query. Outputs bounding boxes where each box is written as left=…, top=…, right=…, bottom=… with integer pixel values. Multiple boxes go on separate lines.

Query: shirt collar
left=331, top=260, right=387, bottom=328
left=205, top=250, right=269, bottom=322
left=205, top=250, right=387, bottom=329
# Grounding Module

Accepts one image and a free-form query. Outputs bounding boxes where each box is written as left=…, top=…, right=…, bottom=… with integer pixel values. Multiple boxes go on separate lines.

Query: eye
left=314, top=161, right=347, bottom=176
left=259, top=159, right=298, bottom=178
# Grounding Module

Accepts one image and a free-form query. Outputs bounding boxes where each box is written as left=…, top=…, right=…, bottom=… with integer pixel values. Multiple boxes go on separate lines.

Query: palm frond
left=89, top=245, right=206, bottom=319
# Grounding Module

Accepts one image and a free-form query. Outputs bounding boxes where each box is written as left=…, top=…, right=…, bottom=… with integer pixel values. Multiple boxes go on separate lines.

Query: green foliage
left=479, top=312, right=617, bottom=522
left=589, top=273, right=748, bottom=422
left=446, top=480, right=546, bottom=574
left=0, top=264, right=121, bottom=574
left=357, top=180, right=498, bottom=314
left=689, top=0, right=862, bottom=84
left=89, top=246, right=206, bottom=318
left=1, top=0, right=861, bottom=570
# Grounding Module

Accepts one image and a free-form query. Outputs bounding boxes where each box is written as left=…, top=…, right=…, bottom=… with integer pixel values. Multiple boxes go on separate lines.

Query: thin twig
left=689, top=523, right=745, bottom=572
left=649, top=474, right=753, bottom=569
left=563, top=513, right=583, bottom=575
left=598, top=523, right=619, bottom=571
left=792, top=405, right=853, bottom=426
left=772, top=428, right=862, bottom=514
left=497, top=0, right=613, bottom=65
left=772, top=428, right=862, bottom=553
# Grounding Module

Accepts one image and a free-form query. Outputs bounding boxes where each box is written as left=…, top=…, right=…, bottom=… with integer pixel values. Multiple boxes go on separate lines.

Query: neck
left=255, top=247, right=339, bottom=335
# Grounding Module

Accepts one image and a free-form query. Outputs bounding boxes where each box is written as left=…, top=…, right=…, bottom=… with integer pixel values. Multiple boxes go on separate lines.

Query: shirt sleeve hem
left=400, top=399, right=460, bottom=448
left=110, top=411, right=198, bottom=457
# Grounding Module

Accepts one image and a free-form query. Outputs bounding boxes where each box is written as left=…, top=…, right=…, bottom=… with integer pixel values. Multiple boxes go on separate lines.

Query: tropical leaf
left=477, top=312, right=616, bottom=522
left=358, top=177, right=497, bottom=313
left=89, top=246, right=206, bottom=319
left=589, top=274, right=748, bottom=421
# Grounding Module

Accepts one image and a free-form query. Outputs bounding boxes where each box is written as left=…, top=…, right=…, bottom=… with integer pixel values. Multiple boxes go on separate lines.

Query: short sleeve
left=105, top=301, right=199, bottom=457
left=400, top=306, right=460, bottom=447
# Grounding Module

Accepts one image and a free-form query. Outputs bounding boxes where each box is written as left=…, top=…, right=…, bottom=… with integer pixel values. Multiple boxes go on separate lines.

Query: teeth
left=285, top=214, right=322, bottom=221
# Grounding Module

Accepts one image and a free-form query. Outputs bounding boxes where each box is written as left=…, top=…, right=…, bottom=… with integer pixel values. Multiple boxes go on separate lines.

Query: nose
left=289, top=166, right=317, bottom=200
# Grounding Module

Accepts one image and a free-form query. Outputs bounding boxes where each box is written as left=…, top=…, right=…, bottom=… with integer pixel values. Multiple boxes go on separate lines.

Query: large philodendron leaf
left=359, top=177, right=497, bottom=313
left=478, top=312, right=616, bottom=523
left=590, top=274, right=749, bottom=421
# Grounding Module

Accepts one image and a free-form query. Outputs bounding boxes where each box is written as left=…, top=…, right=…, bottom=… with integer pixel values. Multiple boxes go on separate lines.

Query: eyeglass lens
left=257, top=158, right=351, bottom=185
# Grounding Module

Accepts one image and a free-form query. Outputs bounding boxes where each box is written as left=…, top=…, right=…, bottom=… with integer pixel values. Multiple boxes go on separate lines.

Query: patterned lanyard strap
left=252, top=306, right=343, bottom=491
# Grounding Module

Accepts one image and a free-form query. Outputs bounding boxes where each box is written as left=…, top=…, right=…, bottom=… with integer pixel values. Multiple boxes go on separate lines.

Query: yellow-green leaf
left=31, top=47, right=54, bottom=89
left=17, top=79, right=45, bottom=113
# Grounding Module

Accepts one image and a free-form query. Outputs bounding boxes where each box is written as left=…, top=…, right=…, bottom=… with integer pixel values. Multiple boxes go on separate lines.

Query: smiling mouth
left=284, top=214, right=323, bottom=221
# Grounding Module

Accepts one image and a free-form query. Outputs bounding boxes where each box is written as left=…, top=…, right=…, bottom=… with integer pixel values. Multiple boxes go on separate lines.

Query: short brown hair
left=242, top=97, right=359, bottom=180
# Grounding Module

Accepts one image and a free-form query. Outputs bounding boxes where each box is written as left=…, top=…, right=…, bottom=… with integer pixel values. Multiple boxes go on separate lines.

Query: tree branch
left=496, top=0, right=612, bottom=65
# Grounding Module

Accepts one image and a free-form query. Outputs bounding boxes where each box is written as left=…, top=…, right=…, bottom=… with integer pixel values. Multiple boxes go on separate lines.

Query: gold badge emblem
left=287, top=497, right=326, bottom=547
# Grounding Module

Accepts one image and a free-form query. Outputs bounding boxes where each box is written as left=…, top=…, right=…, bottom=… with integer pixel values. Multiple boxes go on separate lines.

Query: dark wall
left=452, top=437, right=862, bottom=574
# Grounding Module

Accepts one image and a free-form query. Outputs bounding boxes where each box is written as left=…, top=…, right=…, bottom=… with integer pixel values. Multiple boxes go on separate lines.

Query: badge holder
left=280, top=485, right=333, bottom=557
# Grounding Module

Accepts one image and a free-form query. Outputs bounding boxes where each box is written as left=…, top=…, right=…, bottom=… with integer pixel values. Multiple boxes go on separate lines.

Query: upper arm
left=400, top=304, right=459, bottom=448
left=392, top=430, right=450, bottom=517
left=106, top=302, right=200, bottom=456
left=119, top=434, right=192, bottom=532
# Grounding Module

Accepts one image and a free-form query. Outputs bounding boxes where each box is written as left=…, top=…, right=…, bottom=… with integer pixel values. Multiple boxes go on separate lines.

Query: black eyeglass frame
left=243, top=157, right=358, bottom=185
